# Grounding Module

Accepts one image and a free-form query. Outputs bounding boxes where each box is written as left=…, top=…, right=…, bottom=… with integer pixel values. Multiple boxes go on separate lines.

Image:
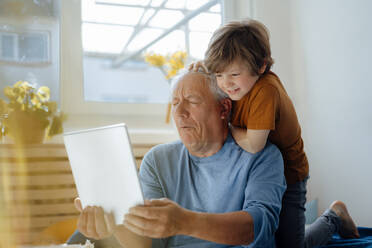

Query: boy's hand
left=74, top=197, right=116, bottom=240
left=188, top=61, right=209, bottom=73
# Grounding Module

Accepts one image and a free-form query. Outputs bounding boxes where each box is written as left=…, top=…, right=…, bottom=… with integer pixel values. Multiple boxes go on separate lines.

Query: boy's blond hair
left=205, top=19, right=274, bottom=76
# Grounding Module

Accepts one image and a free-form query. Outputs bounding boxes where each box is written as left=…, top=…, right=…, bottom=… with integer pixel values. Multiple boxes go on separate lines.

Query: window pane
left=82, top=0, right=144, bottom=25
left=0, top=1, right=60, bottom=102
left=96, top=0, right=151, bottom=6
left=186, top=0, right=210, bottom=10
left=189, top=13, right=221, bottom=32
left=210, top=4, right=221, bottom=12
left=147, top=30, right=185, bottom=54
left=140, top=8, right=156, bottom=25
left=82, top=0, right=221, bottom=104
left=83, top=59, right=170, bottom=103
left=127, top=28, right=163, bottom=52
left=165, top=0, right=186, bottom=9
left=148, top=10, right=184, bottom=28
left=151, top=0, right=166, bottom=7
left=82, top=23, right=133, bottom=54
left=189, top=31, right=212, bottom=59
left=18, top=33, right=49, bottom=62
left=1, top=34, right=16, bottom=59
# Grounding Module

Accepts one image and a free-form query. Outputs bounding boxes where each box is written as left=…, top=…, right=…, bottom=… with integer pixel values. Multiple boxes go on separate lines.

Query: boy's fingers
left=188, top=61, right=209, bottom=73
left=197, top=62, right=209, bottom=73
left=188, top=62, right=195, bottom=71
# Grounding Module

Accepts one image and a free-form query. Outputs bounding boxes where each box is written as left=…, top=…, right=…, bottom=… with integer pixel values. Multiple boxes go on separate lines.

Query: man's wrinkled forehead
left=172, top=72, right=210, bottom=96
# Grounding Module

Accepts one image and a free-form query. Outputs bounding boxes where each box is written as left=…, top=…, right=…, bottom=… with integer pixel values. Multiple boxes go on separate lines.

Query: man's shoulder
left=145, top=140, right=185, bottom=159
left=252, top=142, right=283, bottom=166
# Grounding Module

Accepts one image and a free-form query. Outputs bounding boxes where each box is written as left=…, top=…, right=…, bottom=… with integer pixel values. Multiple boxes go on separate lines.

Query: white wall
left=292, top=0, right=372, bottom=226
left=238, top=0, right=372, bottom=226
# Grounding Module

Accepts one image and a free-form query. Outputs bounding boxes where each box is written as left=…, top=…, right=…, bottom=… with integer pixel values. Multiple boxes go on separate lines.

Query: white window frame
left=60, top=0, right=248, bottom=127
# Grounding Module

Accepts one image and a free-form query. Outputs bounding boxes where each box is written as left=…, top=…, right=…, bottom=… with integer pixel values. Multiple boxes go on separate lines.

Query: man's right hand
left=188, top=61, right=209, bottom=73
left=74, top=197, right=116, bottom=240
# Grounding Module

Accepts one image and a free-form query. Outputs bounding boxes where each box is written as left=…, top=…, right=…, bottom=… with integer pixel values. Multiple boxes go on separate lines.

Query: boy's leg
left=304, top=209, right=340, bottom=248
left=275, top=178, right=307, bottom=248
left=304, top=200, right=360, bottom=248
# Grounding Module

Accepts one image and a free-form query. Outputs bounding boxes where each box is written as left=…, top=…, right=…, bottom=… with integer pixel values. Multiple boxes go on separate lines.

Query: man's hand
left=74, top=198, right=116, bottom=240
left=123, top=198, right=189, bottom=238
left=188, top=61, right=209, bottom=73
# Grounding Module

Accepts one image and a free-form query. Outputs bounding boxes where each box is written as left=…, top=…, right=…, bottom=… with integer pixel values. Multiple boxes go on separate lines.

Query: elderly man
left=70, top=70, right=286, bottom=247
left=69, top=69, right=360, bottom=248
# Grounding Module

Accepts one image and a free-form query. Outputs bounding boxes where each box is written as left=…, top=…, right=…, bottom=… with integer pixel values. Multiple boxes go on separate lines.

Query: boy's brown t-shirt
left=231, top=71, right=309, bottom=184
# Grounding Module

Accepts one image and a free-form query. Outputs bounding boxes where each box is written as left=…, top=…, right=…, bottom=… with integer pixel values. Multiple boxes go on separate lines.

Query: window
left=0, top=31, right=50, bottom=64
left=81, top=0, right=222, bottom=104
left=0, top=1, right=60, bottom=102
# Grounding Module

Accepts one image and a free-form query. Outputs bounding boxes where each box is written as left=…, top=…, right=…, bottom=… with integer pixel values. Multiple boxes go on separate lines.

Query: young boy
left=196, top=19, right=309, bottom=247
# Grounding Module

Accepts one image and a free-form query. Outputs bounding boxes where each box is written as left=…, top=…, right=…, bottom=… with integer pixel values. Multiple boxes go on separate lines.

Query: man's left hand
left=123, top=198, right=188, bottom=238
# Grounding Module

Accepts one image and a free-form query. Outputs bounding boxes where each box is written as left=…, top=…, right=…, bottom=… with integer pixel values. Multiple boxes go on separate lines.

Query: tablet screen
left=63, top=123, right=144, bottom=225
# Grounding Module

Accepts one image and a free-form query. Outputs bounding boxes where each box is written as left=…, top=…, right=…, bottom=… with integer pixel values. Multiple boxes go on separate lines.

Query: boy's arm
left=230, top=125, right=270, bottom=154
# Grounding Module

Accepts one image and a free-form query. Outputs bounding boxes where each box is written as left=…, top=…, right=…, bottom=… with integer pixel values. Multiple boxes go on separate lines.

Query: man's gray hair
left=170, top=68, right=228, bottom=101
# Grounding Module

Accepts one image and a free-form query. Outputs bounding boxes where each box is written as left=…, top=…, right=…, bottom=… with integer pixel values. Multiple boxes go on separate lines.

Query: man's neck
left=188, top=129, right=228, bottom=158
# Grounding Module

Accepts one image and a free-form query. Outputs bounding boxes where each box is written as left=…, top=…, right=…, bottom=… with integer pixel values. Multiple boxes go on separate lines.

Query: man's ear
left=220, top=98, right=232, bottom=120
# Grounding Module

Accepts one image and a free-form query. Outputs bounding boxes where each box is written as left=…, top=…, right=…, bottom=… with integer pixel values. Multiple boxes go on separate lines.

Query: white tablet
left=63, top=123, right=144, bottom=225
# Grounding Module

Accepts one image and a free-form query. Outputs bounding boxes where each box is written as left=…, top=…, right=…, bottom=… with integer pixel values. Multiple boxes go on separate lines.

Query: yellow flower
left=20, top=81, right=33, bottom=92
left=145, top=53, right=166, bottom=67
left=31, top=93, right=42, bottom=109
left=144, top=50, right=187, bottom=82
left=165, top=51, right=187, bottom=79
left=14, top=81, right=23, bottom=87
left=166, top=68, right=179, bottom=80
left=3, top=86, right=14, bottom=99
left=172, top=51, right=187, bottom=61
left=37, top=86, right=50, bottom=102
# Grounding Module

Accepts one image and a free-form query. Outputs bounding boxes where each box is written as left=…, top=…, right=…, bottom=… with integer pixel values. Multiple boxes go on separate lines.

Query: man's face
left=171, top=73, right=226, bottom=154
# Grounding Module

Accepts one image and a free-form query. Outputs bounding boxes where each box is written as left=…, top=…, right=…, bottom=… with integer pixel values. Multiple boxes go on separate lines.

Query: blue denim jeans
left=275, top=177, right=341, bottom=248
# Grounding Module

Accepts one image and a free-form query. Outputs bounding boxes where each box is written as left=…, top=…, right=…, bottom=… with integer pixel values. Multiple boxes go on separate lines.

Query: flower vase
left=6, top=111, right=47, bottom=145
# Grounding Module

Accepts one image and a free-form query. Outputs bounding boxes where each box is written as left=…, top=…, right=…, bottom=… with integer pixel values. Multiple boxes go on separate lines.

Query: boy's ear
left=259, top=62, right=267, bottom=74
left=220, top=98, right=232, bottom=120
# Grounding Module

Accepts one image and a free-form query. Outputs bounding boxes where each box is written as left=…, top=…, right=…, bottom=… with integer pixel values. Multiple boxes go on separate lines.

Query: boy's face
left=215, top=60, right=260, bottom=101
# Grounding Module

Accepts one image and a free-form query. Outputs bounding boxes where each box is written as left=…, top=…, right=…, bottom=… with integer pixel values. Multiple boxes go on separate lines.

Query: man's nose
left=174, top=101, right=188, bottom=117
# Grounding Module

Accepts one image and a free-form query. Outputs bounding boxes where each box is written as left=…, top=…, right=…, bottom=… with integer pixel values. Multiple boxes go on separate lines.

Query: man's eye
left=232, top=73, right=240, bottom=76
left=215, top=74, right=222, bottom=77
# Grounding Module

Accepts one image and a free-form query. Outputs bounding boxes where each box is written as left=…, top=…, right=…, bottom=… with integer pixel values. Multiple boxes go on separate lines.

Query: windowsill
left=63, top=114, right=178, bottom=145
left=16, top=114, right=179, bottom=146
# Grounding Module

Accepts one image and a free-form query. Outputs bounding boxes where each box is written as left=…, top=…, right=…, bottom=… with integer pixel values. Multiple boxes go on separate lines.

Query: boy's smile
left=215, top=60, right=261, bottom=101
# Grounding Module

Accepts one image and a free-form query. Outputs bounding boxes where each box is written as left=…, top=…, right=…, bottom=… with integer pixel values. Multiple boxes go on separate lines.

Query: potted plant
left=0, top=81, right=67, bottom=145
